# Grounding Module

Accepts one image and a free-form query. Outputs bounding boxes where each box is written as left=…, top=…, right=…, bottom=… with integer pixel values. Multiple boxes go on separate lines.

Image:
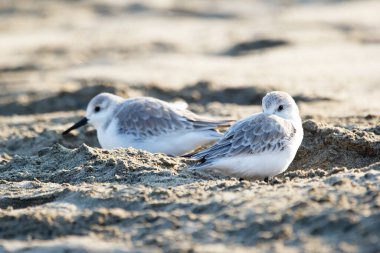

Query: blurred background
left=0, top=0, right=379, bottom=117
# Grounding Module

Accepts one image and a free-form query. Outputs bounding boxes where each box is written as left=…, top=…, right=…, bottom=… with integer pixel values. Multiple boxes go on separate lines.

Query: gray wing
left=115, top=97, right=232, bottom=139
left=192, top=113, right=296, bottom=161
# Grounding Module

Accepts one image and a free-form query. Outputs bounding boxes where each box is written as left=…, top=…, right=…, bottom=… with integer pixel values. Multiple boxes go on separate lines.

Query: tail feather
left=214, top=119, right=235, bottom=128
left=182, top=152, right=196, bottom=158
left=183, top=148, right=213, bottom=170
left=190, top=159, right=214, bottom=170
left=190, top=118, right=235, bottom=130
left=189, top=144, right=214, bottom=160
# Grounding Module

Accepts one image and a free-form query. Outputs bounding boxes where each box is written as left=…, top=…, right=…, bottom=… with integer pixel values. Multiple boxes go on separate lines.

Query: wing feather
left=192, top=113, right=296, bottom=162
left=114, top=97, right=233, bottom=139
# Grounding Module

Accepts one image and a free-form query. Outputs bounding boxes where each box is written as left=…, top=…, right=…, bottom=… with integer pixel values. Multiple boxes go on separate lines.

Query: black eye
left=278, top=105, right=284, bottom=111
left=94, top=106, right=101, bottom=112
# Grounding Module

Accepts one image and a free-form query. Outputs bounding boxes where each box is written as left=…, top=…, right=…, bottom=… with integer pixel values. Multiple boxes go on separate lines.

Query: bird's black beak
left=62, top=117, right=88, bottom=135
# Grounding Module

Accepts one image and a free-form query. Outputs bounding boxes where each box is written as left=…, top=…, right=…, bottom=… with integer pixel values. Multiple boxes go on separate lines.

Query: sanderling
left=190, top=91, right=303, bottom=179
left=62, top=93, right=233, bottom=156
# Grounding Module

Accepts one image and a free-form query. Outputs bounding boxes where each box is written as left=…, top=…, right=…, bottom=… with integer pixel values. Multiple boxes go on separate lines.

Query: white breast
left=207, top=148, right=295, bottom=179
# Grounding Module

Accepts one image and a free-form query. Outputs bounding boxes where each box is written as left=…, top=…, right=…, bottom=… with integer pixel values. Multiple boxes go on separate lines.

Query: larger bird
left=190, top=91, right=303, bottom=179
left=62, top=93, right=232, bottom=156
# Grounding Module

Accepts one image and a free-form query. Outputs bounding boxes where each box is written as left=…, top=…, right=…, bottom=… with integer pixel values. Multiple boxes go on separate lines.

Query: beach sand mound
left=291, top=120, right=380, bottom=171
left=0, top=118, right=379, bottom=252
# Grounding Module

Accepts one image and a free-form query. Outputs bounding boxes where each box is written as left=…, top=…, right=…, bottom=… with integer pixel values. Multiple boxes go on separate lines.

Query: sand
left=0, top=0, right=380, bottom=252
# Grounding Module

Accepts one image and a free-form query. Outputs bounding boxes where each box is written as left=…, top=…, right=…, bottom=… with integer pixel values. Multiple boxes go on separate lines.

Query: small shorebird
left=62, top=93, right=232, bottom=156
left=190, top=91, right=303, bottom=179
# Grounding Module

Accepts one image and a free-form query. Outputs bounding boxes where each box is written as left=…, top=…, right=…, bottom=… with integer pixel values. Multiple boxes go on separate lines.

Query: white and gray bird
left=62, top=93, right=233, bottom=156
left=190, top=91, right=303, bottom=179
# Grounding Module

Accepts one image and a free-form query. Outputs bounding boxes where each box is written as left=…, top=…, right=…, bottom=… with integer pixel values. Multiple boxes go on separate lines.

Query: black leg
left=264, top=177, right=269, bottom=183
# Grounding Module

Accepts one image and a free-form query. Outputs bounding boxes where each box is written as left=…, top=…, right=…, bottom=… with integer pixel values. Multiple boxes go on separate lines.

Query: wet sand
left=0, top=0, right=380, bottom=252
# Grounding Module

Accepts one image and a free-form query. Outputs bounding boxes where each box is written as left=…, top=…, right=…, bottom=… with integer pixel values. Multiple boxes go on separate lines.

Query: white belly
left=96, top=122, right=220, bottom=156
left=205, top=148, right=297, bottom=179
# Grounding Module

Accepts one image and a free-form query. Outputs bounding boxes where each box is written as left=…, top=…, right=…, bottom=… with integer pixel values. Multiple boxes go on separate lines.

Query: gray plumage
left=191, top=113, right=296, bottom=163
left=114, top=97, right=232, bottom=139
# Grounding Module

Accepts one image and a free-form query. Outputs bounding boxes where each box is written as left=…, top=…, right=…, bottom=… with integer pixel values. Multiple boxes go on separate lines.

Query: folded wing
left=192, top=113, right=296, bottom=163
left=115, top=97, right=233, bottom=139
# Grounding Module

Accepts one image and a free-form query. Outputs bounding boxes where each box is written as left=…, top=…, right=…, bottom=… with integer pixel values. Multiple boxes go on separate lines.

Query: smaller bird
left=190, top=91, right=303, bottom=179
left=62, top=93, right=233, bottom=156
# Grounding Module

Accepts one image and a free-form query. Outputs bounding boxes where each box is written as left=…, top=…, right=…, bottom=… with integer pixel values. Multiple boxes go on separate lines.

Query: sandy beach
left=0, top=0, right=379, bottom=252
